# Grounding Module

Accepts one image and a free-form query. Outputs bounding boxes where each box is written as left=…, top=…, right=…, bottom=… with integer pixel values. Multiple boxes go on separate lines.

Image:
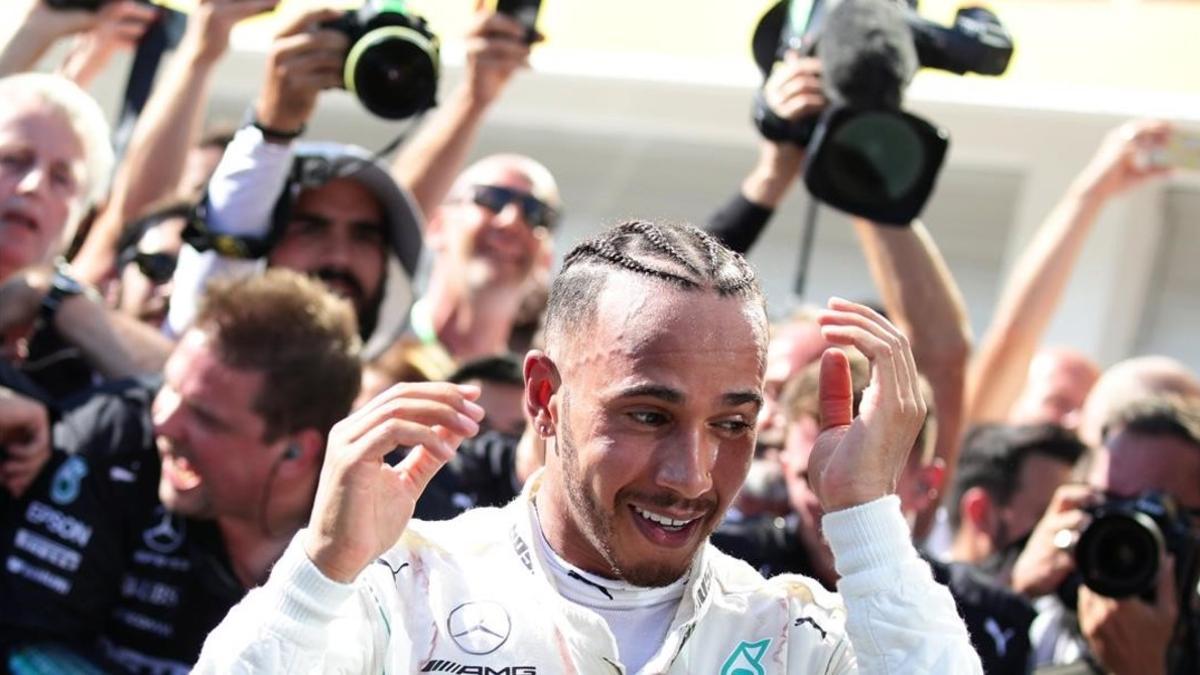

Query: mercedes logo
left=142, top=507, right=186, bottom=554
left=446, top=601, right=512, bottom=655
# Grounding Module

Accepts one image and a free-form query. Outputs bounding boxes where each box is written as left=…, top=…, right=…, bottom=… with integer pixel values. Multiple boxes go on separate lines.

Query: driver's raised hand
left=809, top=297, right=926, bottom=512
left=303, top=382, right=485, bottom=583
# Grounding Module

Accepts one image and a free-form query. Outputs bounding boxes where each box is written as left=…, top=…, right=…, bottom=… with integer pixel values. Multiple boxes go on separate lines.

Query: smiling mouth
left=628, top=504, right=706, bottom=547
left=161, top=454, right=202, bottom=491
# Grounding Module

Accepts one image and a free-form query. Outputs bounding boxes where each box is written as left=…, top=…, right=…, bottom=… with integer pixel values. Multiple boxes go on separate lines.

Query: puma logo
left=984, top=617, right=1014, bottom=657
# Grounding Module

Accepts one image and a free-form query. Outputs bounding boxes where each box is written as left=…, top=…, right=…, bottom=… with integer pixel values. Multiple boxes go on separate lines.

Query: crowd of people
left=0, top=1, right=1197, bottom=674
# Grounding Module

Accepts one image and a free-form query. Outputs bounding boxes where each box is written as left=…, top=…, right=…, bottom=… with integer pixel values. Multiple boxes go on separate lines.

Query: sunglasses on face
left=469, top=184, right=558, bottom=230
left=126, top=251, right=177, bottom=284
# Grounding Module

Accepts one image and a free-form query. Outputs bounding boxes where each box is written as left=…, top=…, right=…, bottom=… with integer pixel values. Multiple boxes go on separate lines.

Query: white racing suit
left=195, top=477, right=981, bottom=673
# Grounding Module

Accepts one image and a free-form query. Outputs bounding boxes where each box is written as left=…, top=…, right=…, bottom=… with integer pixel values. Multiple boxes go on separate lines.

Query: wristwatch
left=39, top=267, right=88, bottom=325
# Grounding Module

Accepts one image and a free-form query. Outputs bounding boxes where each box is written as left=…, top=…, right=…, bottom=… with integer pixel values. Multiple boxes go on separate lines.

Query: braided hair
left=544, top=220, right=765, bottom=347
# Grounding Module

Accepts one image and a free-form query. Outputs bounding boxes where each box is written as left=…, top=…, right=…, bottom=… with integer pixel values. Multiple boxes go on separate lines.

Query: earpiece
left=283, top=444, right=301, bottom=461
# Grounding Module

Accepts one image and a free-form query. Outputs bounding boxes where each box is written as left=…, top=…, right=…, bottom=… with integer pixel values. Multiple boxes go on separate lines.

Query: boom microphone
left=817, top=0, right=917, bottom=110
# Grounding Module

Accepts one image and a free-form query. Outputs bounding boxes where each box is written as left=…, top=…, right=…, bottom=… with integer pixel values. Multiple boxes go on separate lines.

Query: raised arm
left=0, top=0, right=154, bottom=76
left=0, top=265, right=171, bottom=380
left=194, top=382, right=485, bottom=672
left=72, top=0, right=278, bottom=284
left=164, top=5, right=346, bottom=337
left=852, top=219, right=972, bottom=525
left=55, top=2, right=156, bottom=88
left=965, top=119, right=1173, bottom=425
left=390, top=2, right=531, bottom=216
left=812, top=299, right=982, bottom=673
left=706, top=53, right=823, bottom=254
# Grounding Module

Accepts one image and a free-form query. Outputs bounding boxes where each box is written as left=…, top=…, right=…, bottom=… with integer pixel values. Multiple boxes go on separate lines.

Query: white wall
left=84, top=46, right=1200, bottom=373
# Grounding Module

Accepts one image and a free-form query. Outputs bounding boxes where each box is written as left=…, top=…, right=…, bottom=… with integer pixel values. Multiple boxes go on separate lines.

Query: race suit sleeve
left=192, top=532, right=401, bottom=674
left=164, top=126, right=291, bottom=338
left=822, top=495, right=983, bottom=674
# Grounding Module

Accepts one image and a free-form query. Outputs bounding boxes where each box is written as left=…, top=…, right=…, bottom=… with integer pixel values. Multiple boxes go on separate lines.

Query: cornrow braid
left=562, top=239, right=699, bottom=290
left=547, top=220, right=765, bottom=346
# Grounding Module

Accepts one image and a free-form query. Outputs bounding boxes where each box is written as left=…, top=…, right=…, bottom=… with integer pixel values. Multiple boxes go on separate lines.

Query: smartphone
left=1151, top=130, right=1200, bottom=172
left=496, top=0, right=541, bottom=42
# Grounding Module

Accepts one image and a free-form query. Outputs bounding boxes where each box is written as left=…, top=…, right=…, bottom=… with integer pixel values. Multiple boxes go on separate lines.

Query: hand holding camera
left=254, top=6, right=350, bottom=138
left=53, top=0, right=159, bottom=85
left=763, top=52, right=826, bottom=124
left=462, top=1, right=536, bottom=109
left=1078, top=555, right=1176, bottom=675
left=1011, top=483, right=1097, bottom=598
left=23, top=0, right=155, bottom=47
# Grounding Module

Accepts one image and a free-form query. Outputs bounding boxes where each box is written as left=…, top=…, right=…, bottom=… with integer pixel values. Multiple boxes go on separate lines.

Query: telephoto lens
left=325, top=0, right=440, bottom=120
left=1074, top=491, right=1196, bottom=600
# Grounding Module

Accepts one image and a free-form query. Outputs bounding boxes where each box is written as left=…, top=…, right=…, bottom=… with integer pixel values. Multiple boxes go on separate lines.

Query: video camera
left=1072, top=491, right=1200, bottom=601
left=752, top=0, right=1014, bottom=225
left=323, top=0, right=440, bottom=120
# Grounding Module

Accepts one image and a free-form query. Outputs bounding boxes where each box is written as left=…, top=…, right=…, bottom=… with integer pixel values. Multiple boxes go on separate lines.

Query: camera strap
left=791, top=196, right=821, bottom=300
left=111, top=7, right=189, bottom=164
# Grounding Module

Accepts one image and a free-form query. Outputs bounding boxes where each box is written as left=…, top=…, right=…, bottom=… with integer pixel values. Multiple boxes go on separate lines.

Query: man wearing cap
left=171, top=5, right=553, bottom=363
left=167, top=6, right=425, bottom=358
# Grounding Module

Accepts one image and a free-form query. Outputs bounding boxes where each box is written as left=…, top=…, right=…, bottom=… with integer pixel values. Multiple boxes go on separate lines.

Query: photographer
left=167, top=5, right=424, bottom=358
left=1012, top=395, right=1200, bottom=674
left=945, top=423, right=1087, bottom=585
left=708, top=7, right=973, bottom=541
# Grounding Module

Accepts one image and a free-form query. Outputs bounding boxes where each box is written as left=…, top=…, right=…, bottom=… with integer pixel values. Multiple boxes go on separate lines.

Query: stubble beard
left=557, top=404, right=697, bottom=588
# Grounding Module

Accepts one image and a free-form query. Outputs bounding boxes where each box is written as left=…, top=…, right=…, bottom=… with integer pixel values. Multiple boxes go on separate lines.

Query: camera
left=1073, top=491, right=1198, bottom=600
left=324, top=0, right=440, bottom=120
left=751, top=0, right=1013, bottom=224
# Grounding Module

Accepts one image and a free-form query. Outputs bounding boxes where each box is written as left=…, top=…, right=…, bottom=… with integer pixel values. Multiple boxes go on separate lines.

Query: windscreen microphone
left=816, top=0, right=918, bottom=110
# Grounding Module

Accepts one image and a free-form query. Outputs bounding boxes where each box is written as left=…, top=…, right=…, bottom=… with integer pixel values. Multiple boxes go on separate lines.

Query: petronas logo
left=719, top=638, right=771, bottom=675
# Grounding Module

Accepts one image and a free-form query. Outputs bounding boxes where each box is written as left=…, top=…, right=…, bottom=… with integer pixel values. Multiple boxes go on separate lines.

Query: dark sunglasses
left=125, top=251, right=177, bottom=284
left=470, top=184, right=558, bottom=230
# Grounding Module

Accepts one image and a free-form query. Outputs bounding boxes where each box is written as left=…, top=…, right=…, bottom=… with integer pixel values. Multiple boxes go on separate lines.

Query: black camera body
left=324, top=0, right=440, bottom=120
left=751, top=0, right=1013, bottom=225
left=1074, top=491, right=1199, bottom=600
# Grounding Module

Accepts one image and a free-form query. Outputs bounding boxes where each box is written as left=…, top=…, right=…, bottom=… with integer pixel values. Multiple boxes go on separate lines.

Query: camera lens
left=826, top=112, right=926, bottom=203
left=345, top=26, right=439, bottom=120
left=1075, top=510, right=1164, bottom=598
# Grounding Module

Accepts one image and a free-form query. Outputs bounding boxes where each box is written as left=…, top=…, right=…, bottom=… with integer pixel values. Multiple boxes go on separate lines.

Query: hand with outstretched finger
left=807, top=297, right=926, bottom=512
left=303, top=382, right=485, bottom=583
